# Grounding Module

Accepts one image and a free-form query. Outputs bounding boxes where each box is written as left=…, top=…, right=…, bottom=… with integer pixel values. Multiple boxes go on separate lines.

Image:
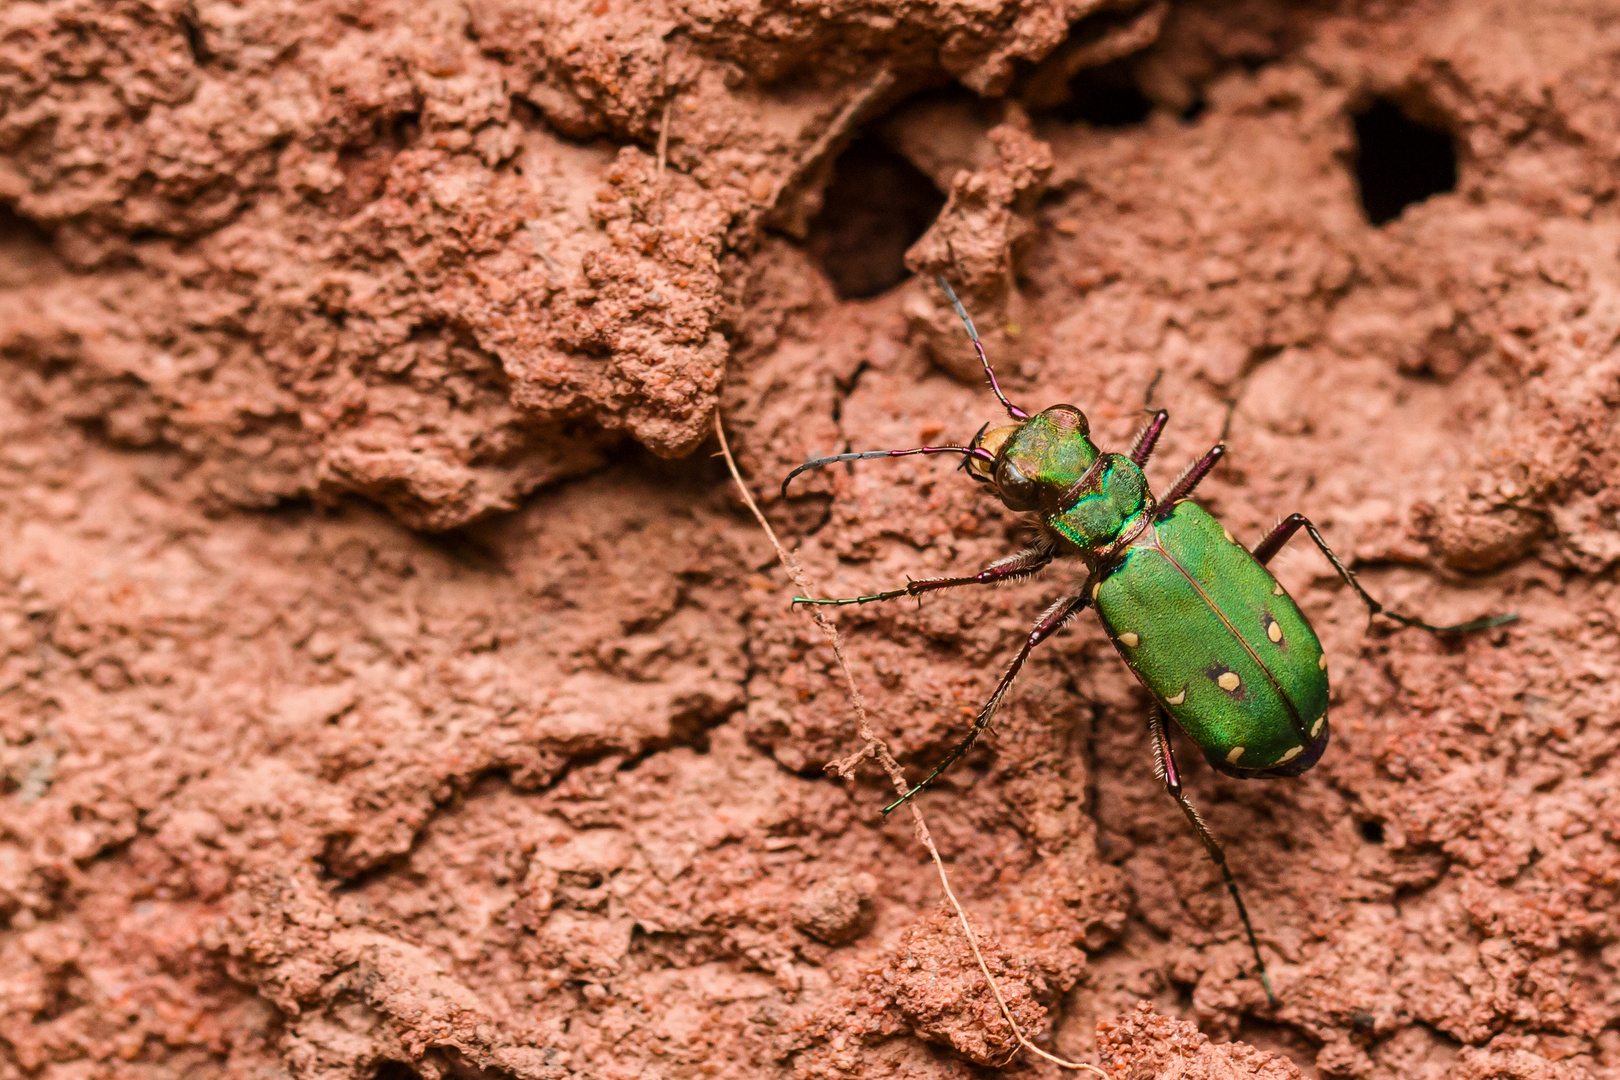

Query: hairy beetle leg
left=1253, top=513, right=1518, bottom=634
left=883, top=589, right=1089, bottom=815
left=793, top=541, right=1053, bottom=608
left=1156, top=443, right=1227, bottom=514
left=1149, top=707, right=1279, bottom=1008
left=1128, top=409, right=1169, bottom=467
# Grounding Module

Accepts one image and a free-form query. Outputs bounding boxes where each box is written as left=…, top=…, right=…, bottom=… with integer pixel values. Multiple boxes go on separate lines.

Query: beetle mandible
left=781, top=278, right=1515, bottom=1005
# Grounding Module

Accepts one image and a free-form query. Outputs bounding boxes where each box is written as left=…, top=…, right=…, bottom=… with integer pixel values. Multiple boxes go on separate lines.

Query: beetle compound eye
left=1046, top=405, right=1090, bottom=436
left=996, top=460, right=1040, bottom=510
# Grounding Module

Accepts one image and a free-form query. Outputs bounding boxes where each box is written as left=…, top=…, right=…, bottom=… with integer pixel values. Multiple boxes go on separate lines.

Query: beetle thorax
left=1045, top=453, right=1154, bottom=555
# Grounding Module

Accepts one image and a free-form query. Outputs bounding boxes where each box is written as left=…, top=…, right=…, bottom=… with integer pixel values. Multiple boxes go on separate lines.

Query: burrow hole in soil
left=372, top=1062, right=424, bottom=1080
left=805, top=135, right=946, bottom=300
left=1351, top=98, right=1457, bottom=225
left=1360, top=819, right=1385, bottom=844
left=1057, top=58, right=1154, bottom=127
left=0, top=203, right=52, bottom=247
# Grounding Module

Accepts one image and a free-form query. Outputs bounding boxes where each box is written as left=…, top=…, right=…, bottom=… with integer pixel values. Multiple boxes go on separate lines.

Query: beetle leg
left=1128, top=409, right=1169, bottom=467
left=1252, top=514, right=1518, bottom=634
left=1148, top=707, right=1278, bottom=1007
left=881, top=590, right=1089, bottom=814
left=1142, top=368, right=1165, bottom=408
left=793, top=541, right=1053, bottom=608
left=1154, top=443, right=1227, bottom=514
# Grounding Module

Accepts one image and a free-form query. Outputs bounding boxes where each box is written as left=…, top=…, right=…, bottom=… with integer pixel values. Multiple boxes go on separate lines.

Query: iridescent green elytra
left=1098, top=500, right=1330, bottom=773
left=782, top=278, right=1515, bottom=1006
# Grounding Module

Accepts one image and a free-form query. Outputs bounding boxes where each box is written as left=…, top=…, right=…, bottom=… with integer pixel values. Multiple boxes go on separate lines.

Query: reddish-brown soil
left=3, top=1, right=1619, bottom=1078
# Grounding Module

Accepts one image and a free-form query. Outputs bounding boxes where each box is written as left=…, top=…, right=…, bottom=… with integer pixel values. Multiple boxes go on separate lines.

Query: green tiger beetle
left=781, top=278, right=1516, bottom=1005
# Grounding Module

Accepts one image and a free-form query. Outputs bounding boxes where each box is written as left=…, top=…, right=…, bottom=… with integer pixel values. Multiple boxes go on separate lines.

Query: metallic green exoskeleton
left=1096, top=500, right=1330, bottom=777
left=782, top=278, right=1515, bottom=1006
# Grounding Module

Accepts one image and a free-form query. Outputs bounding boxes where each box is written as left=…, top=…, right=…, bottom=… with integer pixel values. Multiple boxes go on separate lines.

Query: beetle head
left=967, top=404, right=1098, bottom=512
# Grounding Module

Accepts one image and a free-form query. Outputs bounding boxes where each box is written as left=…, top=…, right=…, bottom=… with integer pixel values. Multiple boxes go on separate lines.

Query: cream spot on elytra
left=1217, top=671, right=1241, bottom=692
left=1226, top=746, right=1246, bottom=763
left=1223, top=526, right=1237, bottom=544
left=1311, top=715, right=1325, bottom=738
left=1267, top=620, right=1283, bottom=643
left=1278, top=745, right=1304, bottom=764
left=1273, top=581, right=1285, bottom=596
left=1318, top=653, right=1328, bottom=670
left=1092, top=582, right=1101, bottom=599
left=1119, top=631, right=1140, bottom=647
left=1165, top=689, right=1186, bottom=706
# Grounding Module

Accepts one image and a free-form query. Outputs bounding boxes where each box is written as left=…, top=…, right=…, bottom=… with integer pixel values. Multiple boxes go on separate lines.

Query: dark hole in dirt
left=372, top=1062, right=425, bottom=1080
left=1173, top=980, right=1194, bottom=1011
left=1180, top=96, right=1208, bottom=123
left=419, top=526, right=510, bottom=575
left=1351, top=99, right=1457, bottom=225
left=805, top=135, right=944, bottom=300
left=0, top=203, right=57, bottom=288
left=1360, top=819, right=1385, bottom=844
left=0, top=203, right=51, bottom=246
left=391, top=110, right=422, bottom=149
left=1056, top=60, right=1153, bottom=127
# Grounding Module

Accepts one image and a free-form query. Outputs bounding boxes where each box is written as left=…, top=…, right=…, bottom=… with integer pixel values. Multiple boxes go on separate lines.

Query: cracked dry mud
left=3, top=1, right=1620, bottom=1078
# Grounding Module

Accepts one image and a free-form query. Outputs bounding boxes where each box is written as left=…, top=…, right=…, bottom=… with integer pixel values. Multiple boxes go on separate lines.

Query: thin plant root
left=715, top=414, right=1105, bottom=1077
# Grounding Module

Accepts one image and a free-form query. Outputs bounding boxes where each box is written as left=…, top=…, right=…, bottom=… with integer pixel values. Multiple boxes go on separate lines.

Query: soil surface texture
left=2, top=1, right=1619, bottom=1078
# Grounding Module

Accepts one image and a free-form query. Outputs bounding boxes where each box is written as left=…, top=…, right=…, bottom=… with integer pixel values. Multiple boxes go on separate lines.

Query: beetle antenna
left=935, top=276, right=1029, bottom=421
left=782, top=444, right=995, bottom=498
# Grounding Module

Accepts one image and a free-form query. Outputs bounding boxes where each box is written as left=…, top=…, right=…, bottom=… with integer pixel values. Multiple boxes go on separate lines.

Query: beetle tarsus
left=1382, top=610, right=1520, bottom=635
left=792, top=588, right=911, bottom=607
left=792, top=544, right=1054, bottom=610
left=1142, top=368, right=1165, bottom=409
left=1252, top=512, right=1516, bottom=636
left=881, top=590, right=1089, bottom=816
left=1149, top=707, right=1279, bottom=1009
